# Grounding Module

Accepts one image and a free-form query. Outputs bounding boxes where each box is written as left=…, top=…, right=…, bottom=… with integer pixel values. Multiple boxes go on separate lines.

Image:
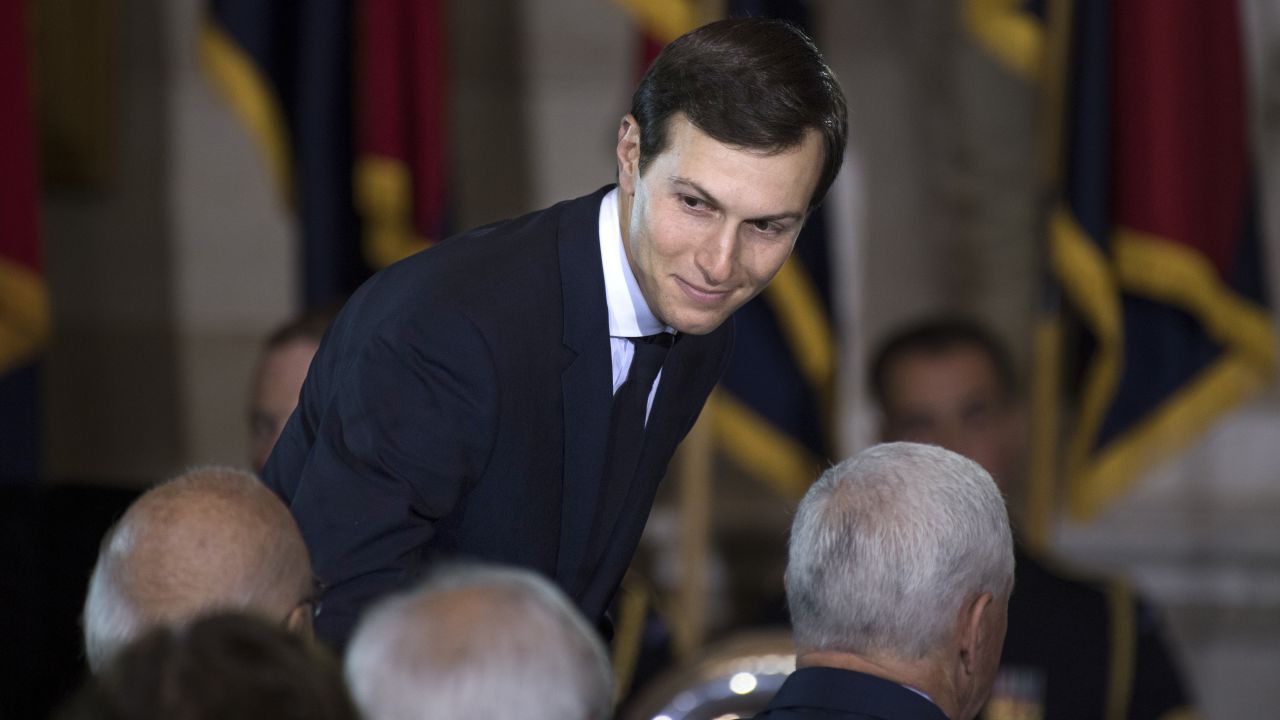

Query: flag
left=0, top=0, right=51, bottom=483
left=961, top=0, right=1046, bottom=82
left=201, top=0, right=449, bottom=309
left=355, top=1, right=449, bottom=270
left=1042, top=0, right=1275, bottom=520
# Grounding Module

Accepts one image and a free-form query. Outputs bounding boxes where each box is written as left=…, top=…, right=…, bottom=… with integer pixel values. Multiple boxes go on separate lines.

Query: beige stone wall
left=42, top=0, right=183, bottom=484
left=168, top=0, right=297, bottom=470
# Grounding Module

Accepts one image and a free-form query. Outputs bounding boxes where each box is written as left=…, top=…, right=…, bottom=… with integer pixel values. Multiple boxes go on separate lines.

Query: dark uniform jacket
left=985, top=545, right=1194, bottom=720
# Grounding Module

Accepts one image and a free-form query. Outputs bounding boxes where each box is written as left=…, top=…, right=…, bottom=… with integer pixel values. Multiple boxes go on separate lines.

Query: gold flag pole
left=672, top=405, right=714, bottom=661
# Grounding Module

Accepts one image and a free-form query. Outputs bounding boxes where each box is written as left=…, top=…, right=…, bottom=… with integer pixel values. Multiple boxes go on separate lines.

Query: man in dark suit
left=871, top=318, right=1196, bottom=720
left=263, top=18, right=849, bottom=648
left=756, top=443, right=1014, bottom=720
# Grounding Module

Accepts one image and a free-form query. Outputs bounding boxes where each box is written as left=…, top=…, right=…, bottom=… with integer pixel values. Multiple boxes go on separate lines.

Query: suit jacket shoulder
left=754, top=668, right=948, bottom=720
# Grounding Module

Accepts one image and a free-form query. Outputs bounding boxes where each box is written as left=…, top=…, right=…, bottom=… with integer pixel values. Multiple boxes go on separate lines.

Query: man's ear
left=285, top=603, right=315, bottom=638
left=616, top=114, right=641, bottom=194
left=958, top=591, right=996, bottom=676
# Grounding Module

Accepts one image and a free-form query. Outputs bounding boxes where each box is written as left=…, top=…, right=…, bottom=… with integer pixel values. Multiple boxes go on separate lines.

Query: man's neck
left=598, top=187, right=668, bottom=337
left=795, top=649, right=959, bottom=719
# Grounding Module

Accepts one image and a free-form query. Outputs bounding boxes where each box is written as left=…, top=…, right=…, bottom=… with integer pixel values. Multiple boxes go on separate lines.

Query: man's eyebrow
left=670, top=177, right=721, bottom=208
left=669, top=177, right=805, bottom=224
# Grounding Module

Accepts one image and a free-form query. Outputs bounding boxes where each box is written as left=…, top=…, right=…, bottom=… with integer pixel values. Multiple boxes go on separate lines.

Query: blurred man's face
left=249, top=339, right=319, bottom=474
left=879, top=344, right=1022, bottom=493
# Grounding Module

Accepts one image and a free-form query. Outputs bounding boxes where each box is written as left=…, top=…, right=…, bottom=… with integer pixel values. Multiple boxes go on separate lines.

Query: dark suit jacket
left=995, top=545, right=1193, bottom=720
left=263, top=186, right=733, bottom=646
left=753, top=667, right=948, bottom=720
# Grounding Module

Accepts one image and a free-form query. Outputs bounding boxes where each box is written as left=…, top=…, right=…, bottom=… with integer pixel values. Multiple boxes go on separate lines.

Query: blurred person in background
left=248, top=308, right=335, bottom=474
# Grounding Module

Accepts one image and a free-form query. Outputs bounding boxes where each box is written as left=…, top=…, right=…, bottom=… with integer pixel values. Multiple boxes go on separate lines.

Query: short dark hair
left=630, top=18, right=848, bottom=211
left=58, top=613, right=359, bottom=720
left=869, top=318, right=1018, bottom=410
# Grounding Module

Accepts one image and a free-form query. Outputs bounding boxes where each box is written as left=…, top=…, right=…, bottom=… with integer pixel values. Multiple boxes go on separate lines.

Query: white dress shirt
left=598, top=188, right=674, bottom=422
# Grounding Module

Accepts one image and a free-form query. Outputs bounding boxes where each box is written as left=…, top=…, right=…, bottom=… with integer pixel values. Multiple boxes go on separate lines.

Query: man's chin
left=666, top=311, right=732, bottom=336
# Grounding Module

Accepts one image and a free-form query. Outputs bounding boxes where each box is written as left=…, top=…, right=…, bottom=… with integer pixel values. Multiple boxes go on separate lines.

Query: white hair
left=345, top=565, right=613, bottom=720
left=83, top=466, right=312, bottom=671
left=787, top=442, right=1014, bottom=660
left=83, top=519, right=147, bottom=672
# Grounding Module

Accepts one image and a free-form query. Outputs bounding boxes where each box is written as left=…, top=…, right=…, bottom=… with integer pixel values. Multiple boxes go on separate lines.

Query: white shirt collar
left=901, top=684, right=934, bottom=703
left=598, top=188, right=671, bottom=338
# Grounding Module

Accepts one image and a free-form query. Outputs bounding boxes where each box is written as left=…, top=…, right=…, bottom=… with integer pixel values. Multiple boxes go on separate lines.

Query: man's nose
left=695, top=225, right=737, bottom=285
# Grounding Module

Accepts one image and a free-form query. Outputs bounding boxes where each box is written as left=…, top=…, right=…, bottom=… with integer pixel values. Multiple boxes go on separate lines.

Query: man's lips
left=675, top=276, right=731, bottom=305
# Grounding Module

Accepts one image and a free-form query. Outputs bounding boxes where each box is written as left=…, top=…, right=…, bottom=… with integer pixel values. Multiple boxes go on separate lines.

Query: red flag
left=0, top=0, right=50, bottom=481
left=1042, top=0, right=1275, bottom=519
left=204, top=0, right=451, bottom=307
left=355, top=0, right=449, bottom=268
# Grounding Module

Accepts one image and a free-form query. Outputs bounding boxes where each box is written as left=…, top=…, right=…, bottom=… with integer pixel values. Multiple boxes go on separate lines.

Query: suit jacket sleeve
left=283, top=306, right=499, bottom=645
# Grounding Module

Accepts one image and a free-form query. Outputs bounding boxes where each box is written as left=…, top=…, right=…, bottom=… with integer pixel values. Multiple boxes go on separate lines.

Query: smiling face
left=615, top=113, right=824, bottom=335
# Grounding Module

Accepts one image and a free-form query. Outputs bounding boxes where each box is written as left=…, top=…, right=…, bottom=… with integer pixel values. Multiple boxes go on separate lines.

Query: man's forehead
left=883, top=344, right=1006, bottom=407
left=652, top=115, right=823, bottom=212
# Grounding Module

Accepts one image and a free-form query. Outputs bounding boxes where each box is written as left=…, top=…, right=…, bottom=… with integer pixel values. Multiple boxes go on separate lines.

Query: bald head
left=345, top=566, right=613, bottom=720
left=83, top=467, right=313, bottom=671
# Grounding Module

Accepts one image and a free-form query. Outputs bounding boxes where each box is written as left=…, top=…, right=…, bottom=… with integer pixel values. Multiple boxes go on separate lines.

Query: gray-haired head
left=787, top=442, right=1014, bottom=661
left=345, top=565, right=613, bottom=720
left=82, top=466, right=314, bottom=672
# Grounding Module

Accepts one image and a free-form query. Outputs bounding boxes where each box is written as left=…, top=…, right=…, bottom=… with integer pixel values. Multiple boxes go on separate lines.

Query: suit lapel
left=593, top=334, right=701, bottom=538
left=555, top=187, right=613, bottom=594
left=638, top=332, right=718, bottom=479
